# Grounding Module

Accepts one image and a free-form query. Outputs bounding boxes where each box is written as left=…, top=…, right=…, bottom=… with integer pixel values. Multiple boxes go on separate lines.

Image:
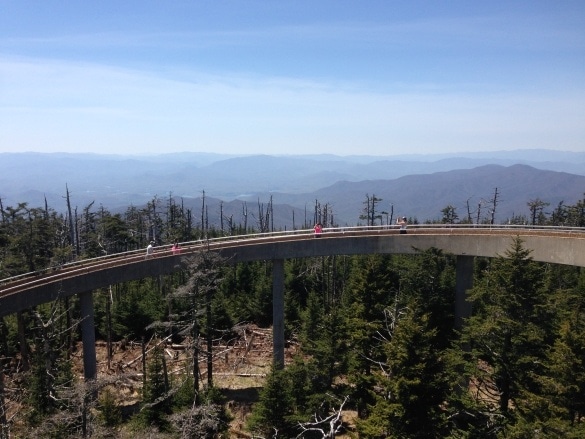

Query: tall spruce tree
left=448, top=237, right=552, bottom=435
left=528, top=268, right=585, bottom=437
left=357, top=249, right=455, bottom=438
left=343, top=254, right=397, bottom=418
left=247, top=364, right=295, bottom=437
left=357, top=311, right=449, bottom=438
left=137, top=344, right=171, bottom=430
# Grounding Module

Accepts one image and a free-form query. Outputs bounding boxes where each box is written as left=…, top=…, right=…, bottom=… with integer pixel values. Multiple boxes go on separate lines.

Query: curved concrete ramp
left=1, top=226, right=584, bottom=318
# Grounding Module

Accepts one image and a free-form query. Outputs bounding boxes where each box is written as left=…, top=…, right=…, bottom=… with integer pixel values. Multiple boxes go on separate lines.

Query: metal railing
left=2, top=224, right=584, bottom=294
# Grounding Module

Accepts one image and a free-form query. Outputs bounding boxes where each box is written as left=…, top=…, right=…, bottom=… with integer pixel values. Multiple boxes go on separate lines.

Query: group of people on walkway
left=146, top=218, right=408, bottom=257
left=145, top=240, right=181, bottom=259
left=313, top=217, right=408, bottom=236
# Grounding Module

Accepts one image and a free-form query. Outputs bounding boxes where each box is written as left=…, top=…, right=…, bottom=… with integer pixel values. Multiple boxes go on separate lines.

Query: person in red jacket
left=313, top=222, right=323, bottom=236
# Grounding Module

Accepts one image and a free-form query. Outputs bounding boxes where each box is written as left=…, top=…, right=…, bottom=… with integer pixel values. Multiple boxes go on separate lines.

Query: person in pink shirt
left=313, top=222, right=323, bottom=236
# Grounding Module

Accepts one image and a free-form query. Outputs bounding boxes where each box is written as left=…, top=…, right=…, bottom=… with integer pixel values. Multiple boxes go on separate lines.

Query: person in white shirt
left=145, top=241, right=155, bottom=258
left=397, top=217, right=407, bottom=234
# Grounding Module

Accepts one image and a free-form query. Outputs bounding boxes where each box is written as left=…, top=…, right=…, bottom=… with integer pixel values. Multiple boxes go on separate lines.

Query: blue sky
left=1, top=0, right=584, bottom=156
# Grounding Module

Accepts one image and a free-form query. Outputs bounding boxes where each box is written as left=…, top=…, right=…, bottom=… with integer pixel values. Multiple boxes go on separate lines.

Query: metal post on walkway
left=79, top=291, right=97, bottom=381
left=272, top=259, right=285, bottom=368
left=455, top=255, right=474, bottom=330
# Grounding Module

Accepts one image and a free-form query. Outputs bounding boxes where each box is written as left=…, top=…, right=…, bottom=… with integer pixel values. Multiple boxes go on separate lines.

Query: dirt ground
left=89, top=325, right=284, bottom=433
left=4, top=324, right=357, bottom=437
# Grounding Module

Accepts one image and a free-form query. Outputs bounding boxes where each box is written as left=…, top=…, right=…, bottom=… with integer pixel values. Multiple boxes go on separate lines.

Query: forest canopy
left=0, top=192, right=585, bottom=438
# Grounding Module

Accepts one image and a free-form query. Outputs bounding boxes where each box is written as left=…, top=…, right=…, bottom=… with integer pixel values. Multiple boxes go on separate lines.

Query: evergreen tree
left=356, top=250, right=455, bottom=439
left=221, top=261, right=268, bottom=324
left=566, top=194, right=585, bottom=227
left=448, top=237, right=552, bottom=435
left=301, top=296, right=348, bottom=390
left=343, top=254, right=397, bottom=418
left=137, top=344, right=171, bottom=430
left=27, top=347, right=53, bottom=425
left=97, top=387, right=122, bottom=427
left=1, top=203, right=63, bottom=275
left=247, top=364, right=296, bottom=437
left=397, top=249, right=456, bottom=343
left=25, top=306, right=77, bottom=428
left=358, top=310, right=449, bottom=438
left=525, top=269, right=585, bottom=437
left=111, top=279, right=166, bottom=340
left=441, top=205, right=459, bottom=224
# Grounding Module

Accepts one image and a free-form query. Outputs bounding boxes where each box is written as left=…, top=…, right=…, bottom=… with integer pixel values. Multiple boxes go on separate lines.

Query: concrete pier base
left=272, top=259, right=285, bottom=369
left=455, top=255, right=474, bottom=330
left=79, top=291, right=97, bottom=381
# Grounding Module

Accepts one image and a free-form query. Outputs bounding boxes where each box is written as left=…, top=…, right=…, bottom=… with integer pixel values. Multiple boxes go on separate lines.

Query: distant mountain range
left=1, top=150, right=584, bottom=227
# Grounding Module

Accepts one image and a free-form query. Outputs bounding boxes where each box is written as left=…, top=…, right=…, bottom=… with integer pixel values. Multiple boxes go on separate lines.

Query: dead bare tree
left=27, top=374, right=135, bottom=438
left=321, top=202, right=333, bottom=227
left=527, top=198, right=550, bottom=225
left=296, top=395, right=349, bottom=439
left=200, top=190, right=206, bottom=238
left=0, top=366, right=7, bottom=439
left=223, top=211, right=235, bottom=236
left=255, top=197, right=272, bottom=233
left=171, top=250, right=227, bottom=403
left=488, top=187, right=500, bottom=225
left=219, top=200, right=224, bottom=234
left=465, top=197, right=474, bottom=224
left=242, top=201, right=249, bottom=232
left=360, top=194, right=383, bottom=226
left=380, top=203, right=394, bottom=226
left=270, top=195, right=274, bottom=232
left=170, top=399, right=228, bottom=438
left=64, top=184, right=76, bottom=256
left=314, top=199, right=321, bottom=227
left=476, top=200, right=483, bottom=225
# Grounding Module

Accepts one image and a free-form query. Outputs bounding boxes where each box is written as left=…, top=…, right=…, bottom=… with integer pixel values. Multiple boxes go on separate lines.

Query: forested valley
left=1, top=192, right=585, bottom=438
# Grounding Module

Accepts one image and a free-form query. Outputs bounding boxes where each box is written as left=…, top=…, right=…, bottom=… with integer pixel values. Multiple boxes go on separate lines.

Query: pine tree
left=247, top=365, right=296, bottom=437
left=397, top=249, right=456, bottom=343
left=360, top=310, right=449, bottom=438
left=343, top=254, right=397, bottom=418
left=111, top=279, right=166, bottom=340
left=98, top=387, right=122, bottom=427
left=137, top=344, right=171, bottom=429
left=356, top=258, right=452, bottom=439
left=525, top=269, right=585, bottom=437
left=448, top=237, right=552, bottom=435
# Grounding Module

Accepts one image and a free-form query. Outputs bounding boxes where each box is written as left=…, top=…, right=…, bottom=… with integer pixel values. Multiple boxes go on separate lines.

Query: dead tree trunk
left=489, top=187, right=500, bottom=225
left=16, top=312, right=30, bottom=371
left=242, top=201, right=248, bottom=232
left=201, top=190, right=206, bottom=238
left=206, top=287, right=213, bottom=387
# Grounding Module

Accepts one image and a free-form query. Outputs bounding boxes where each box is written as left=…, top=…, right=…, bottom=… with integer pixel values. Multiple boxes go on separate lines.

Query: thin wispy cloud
left=0, top=1, right=583, bottom=155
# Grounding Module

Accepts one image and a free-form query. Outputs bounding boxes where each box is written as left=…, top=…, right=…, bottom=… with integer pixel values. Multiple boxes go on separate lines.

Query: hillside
left=292, top=164, right=585, bottom=224
left=1, top=152, right=584, bottom=226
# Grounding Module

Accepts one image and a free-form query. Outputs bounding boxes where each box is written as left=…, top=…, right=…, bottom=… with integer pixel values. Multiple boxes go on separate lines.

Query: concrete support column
left=455, top=255, right=474, bottom=330
left=79, top=291, right=97, bottom=381
left=272, top=259, right=285, bottom=369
